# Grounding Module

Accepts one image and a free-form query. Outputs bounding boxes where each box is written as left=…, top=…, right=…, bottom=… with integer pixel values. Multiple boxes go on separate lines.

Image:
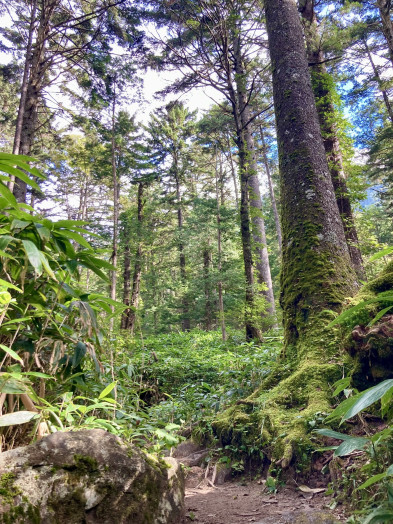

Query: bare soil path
left=181, top=480, right=345, bottom=524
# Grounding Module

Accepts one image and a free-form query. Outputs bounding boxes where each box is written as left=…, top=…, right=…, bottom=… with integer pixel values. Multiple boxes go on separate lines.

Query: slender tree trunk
left=299, top=0, right=365, bottom=280
left=265, top=0, right=358, bottom=354
left=216, top=156, right=227, bottom=341
left=203, top=245, right=213, bottom=331
left=10, top=0, right=37, bottom=191
left=110, top=96, right=119, bottom=329
left=121, top=239, right=131, bottom=329
left=376, top=0, right=393, bottom=67
left=259, top=126, right=282, bottom=253
left=14, top=0, right=58, bottom=202
left=226, top=134, right=239, bottom=207
left=233, top=35, right=275, bottom=318
left=175, top=172, right=190, bottom=331
left=364, top=38, right=393, bottom=124
left=121, top=183, right=145, bottom=333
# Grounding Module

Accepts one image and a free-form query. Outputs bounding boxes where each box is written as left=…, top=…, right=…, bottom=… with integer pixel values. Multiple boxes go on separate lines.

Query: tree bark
left=175, top=171, right=190, bottom=331
left=225, top=133, right=239, bottom=207
left=14, top=0, right=59, bottom=202
left=11, top=0, right=37, bottom=160
left=259, top=126, right=282, bottom=254
left=203, top=246, right=213, bottom=331
left=121, top=182, right=145, bottom=333
left=265, top=0, right=358, bottom=353
left=110, top=95, right=119, bottom=329
left=216, top=154, right=227, bottom=341
left=376, top=0, right=393, bottom=67
left=299, top=0, right=365, bottom=280
left=233, top=35, right=276, bottom=318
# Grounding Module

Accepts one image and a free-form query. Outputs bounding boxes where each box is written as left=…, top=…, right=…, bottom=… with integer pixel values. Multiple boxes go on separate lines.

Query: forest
left=0, top=0, right=393, bottom=522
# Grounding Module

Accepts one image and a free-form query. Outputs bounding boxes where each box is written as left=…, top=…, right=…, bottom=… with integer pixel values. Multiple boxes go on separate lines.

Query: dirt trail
left=174, top=441, right=345, bottom=524
left=181, top=480, right=344, bottom=524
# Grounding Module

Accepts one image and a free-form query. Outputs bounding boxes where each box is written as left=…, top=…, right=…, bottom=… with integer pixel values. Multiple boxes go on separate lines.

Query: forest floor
left=181, top=477, right=346, bottom=524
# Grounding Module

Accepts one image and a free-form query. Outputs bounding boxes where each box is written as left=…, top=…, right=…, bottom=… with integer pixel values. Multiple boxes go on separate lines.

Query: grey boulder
left=0, top=429, right=184, bottom=523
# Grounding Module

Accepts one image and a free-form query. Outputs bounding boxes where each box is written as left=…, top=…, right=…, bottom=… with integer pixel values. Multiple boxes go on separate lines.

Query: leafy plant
left=316, top=377, right=393, bottom=523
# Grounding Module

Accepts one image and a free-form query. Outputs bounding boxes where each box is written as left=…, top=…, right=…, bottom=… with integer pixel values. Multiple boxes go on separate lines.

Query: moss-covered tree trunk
left=213, top=0, right=360, bottom=469
left=299, top=0, right=365, bottom=280
left=265, top=0, right=358, bottom=354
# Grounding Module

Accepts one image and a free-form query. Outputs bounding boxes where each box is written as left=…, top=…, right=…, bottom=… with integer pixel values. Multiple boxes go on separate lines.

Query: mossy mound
left=341, top=260, right=393, bottom=389
left=213, top=262, right=393, bottom=470
left=213, top=312, right=344, bottom=469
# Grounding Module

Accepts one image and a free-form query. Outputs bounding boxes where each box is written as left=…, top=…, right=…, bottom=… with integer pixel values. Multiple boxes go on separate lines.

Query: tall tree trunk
left=376, top=0, right=393, bottom=67
left=259, top=126, right=282, bottom=253
left=203, top=246, right=213, bottom=331
left=233, top=35, right=276, bottom=318
left=175, top=172, right=190, bottom=331
left=265, top=0, right=358, bottom=353
left=121, top=183, right=145, bottom=333
left=225, top=133, right=239, bottom=207
left=14, top=0, right=58, bottom=202
left=10, top=0, right=37, bottom=193
left=216, top=155, right=227, bottom=341
left=121, top=239, right=131, bottom=330
left=364, top=38, right=393, bottom=124
left=110, top=96, right=119, bottom=329
left=299, top=0, right=365, bottom=280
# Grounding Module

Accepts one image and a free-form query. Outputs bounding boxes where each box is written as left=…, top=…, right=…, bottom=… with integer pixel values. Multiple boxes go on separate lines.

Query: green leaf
left=0, top=235, right=14, bottom=251
left=36, top=225, right=51, bottom=242
left=0, top=278, right=22, bottom=292
left=0, top=158, right=44, bottom=179
left=369, top=246, right=393, bottom=262
left=1, top=317, right=31, bottom=327
left=328, top=296, right=393, bottom=327
left=334, top=437, right=369, bottom=457
left=314, top=428, right=355, bottom=441
left=369, top=305, right=393, bottom=327
left=342, top=379, right=393, bottom=420
left=54, top=230, right=91, bottom=249
left=0, top=153, right=36, bottom=163
left=39, top=251, right=56, bottom=279
left=0, top=182, right=18, bottom=208
left=0, top=411, right=39, bottom=427
left=54, top=220, right=87, bottom=229
left=357, top=472, right=387, bottom=490
left=332, top=377, right=352, bottom=396
left=325, top=393, right=362, bottom=423
left=98, top=381, right=117, bottom=399
left=0, top=344, right=23, bottom=363
left=363, top=508, right=393, bottom=524
left=22, top=240, right=43, bottom=273
left=0, top=163, right=41, bottom=190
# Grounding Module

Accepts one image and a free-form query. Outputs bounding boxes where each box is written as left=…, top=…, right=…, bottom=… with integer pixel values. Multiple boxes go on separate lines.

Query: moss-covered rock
left=0, top=429, right=184, bottom=523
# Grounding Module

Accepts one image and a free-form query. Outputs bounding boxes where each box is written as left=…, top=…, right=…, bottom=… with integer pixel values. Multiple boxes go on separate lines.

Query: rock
left=179, top=450, right=209, bottom=467
left=212, top=462, right=232, bottom=485
left=0, top=429, right=184, bottom=523
left=184, top=466, right=205, bottom=488
left=173, top=440, right=202, bottom=459
left=172, top=440, right=209, bottom=467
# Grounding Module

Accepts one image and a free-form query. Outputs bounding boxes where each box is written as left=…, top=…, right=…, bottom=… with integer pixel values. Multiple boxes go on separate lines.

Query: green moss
left=73, top=454, right=99, bottom=474
left=0, top=473, right=21, bottom=504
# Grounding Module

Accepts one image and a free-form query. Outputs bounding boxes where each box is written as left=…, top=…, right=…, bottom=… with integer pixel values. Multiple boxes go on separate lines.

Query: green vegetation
left=2, top=1, right=393, bottom=521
